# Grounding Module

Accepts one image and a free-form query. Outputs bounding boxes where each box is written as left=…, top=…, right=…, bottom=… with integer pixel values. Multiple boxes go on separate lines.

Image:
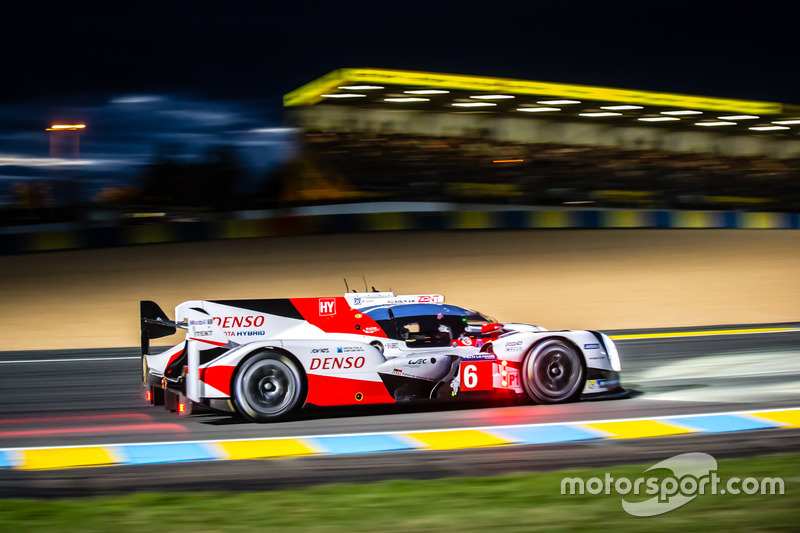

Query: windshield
left=365, top=303, right=494, bottom=348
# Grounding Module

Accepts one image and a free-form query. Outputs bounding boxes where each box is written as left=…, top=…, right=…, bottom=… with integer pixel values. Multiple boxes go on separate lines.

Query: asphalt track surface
left=1, top=326, right=799, bottom=496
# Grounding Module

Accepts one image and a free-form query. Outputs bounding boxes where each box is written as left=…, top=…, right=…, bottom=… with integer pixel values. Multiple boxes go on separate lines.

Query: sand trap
left=1, top=229, right=798, bottom=350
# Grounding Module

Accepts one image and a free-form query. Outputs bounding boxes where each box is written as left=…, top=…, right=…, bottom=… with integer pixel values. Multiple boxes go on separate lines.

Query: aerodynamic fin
left=140, top=300, right=179, bottom=356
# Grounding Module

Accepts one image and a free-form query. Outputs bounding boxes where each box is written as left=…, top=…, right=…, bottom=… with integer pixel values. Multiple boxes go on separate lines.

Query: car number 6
left=464, top=364, right=478, bottom=389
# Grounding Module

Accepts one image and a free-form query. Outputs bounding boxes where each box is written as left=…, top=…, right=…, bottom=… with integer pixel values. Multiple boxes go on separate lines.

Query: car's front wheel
left=522, top=339, right=585, bottom=403
left=233, top=352, right=305, bottom=422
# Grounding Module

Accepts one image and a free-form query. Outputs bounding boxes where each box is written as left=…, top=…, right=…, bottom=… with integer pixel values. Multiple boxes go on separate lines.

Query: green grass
left=1, top=453, right=798, bottom=532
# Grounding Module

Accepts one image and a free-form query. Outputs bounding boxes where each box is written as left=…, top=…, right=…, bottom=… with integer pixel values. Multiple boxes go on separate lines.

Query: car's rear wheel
left=522, top=339, right=585, bottom=403
left=233, top=352, right=305, bottom=422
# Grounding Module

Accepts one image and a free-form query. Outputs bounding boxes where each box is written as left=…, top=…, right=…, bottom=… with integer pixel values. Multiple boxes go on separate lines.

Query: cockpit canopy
left=364, top=303, right=495, bottom=348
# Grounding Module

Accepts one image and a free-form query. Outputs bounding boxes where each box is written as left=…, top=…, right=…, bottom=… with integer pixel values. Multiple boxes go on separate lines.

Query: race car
left=140, top=291, right=623, bottom=422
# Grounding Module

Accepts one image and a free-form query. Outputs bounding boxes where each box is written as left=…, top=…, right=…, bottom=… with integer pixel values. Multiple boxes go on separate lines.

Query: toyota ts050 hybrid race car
left=140, top=292, right=623, bottom=422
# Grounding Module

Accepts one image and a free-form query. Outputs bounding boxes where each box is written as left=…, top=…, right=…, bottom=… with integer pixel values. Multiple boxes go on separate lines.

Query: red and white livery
left=140, top=291, right=623, bottom=422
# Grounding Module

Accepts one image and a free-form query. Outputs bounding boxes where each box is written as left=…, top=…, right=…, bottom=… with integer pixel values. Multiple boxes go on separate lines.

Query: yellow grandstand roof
left=285, top=68, right=800, bottom=136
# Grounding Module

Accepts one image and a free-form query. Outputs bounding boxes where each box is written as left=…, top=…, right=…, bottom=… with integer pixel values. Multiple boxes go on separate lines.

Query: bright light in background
left=772, top=119, right=800, bottom=125
left=579, top=112, right=622, bottom=117
left=384, top=97, right=430, bottom=102
left=111, top=96, right=163, bottom=104
left=452, top=102, right=497, bottom=107
left=695, top=121, right=737, bottom=126
left=662, top=110, right=702, bottom=115
left=404, top=89, right=449, bottom=94
left=321, top=93, right=367, bottom=98
left=248, top=127, right=298, bottom=134
left=0, top=93, right=299, bottom=210
left=469, top=95, right=515, bottom=100
left=338, top=85, right=383, bottom=90
left=517, top=107, right=561, bottom=112
left=46, top=124, right=86, bottom=131
left=718, top=115, right=759, bottom=120
left=0, top=155, right=98, bottom=167
left=601, top=105, right=643, bottom=110
left=749, top=125, right=790, bottom=131
left=537, top=99, right=580, bottom=104
left=638, top=116, right=680, bottom=122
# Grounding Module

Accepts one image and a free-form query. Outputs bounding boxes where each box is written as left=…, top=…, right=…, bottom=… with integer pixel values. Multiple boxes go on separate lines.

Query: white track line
left=0, top=356, right=139, bottom=364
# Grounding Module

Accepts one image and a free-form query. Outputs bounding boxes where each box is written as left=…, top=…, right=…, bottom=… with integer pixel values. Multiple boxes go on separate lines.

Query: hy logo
left=319, top=298, right=336, bottom=316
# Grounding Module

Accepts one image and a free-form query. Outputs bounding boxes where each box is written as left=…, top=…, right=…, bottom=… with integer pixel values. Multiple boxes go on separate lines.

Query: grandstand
left=282, top=69, right=800, bottom=210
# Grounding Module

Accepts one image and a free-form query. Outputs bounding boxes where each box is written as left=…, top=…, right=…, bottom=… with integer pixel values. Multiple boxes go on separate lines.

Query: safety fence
left=2, top=208, right=799, bottom=255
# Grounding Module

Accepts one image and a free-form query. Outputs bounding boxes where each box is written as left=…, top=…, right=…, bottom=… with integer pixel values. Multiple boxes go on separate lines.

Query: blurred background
left=2, top=1, right=799, bottom=232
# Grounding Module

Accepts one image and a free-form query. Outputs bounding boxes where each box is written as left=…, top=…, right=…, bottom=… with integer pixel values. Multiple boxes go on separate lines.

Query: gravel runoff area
left=1, top=229, right=798, bottom=351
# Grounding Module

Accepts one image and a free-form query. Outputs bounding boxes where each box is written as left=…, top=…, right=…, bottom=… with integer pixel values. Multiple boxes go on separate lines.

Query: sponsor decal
left=584, top=343, right=600, bottom=350
left=408, top=358, right=427, bottom=365
left=319, top=298, right=336, bottom=316
left=353, top=297, right=362, bottom=305
left=337, top=346, right=364, bottom=353
left=309, top=356, right=366, bottom=370
left=354, top=313, right=363, bottom=319
left=452, top=336, right=482, bottom=348
left=363, top=326, right=381, bottom=334
left=189, top=319, right=213, bottom=326
left=236, top=330, right=265, bottom=336
left=223, top=330, right=266, bottom=337
left=437, top=312, right=444, bottom=320
left=462, top=353, right=496, bottom=361
left=214, top=316, right=265, bottom=328
left=587, top=378, right=620, bottom=390
left=418, top=295, right=444, bottom=303
left=386, top=342, right=399, bottom=349
left=311, top=348, right=330, bottom=354
left=194, top=330, right=213, bottom=337
left=507, top=341, right=523, bottom=347
left=386, top=369, right=428, bottom=380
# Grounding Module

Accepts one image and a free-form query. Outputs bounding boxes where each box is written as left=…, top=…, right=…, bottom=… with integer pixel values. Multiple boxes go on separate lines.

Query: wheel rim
left=525, top=341, right=582, bottom=401
left=238, top=358, right=299, bottom=417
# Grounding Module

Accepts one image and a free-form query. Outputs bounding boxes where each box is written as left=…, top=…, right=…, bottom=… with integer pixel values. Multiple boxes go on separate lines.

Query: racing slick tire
left=233, top=351, right=305, bottom=422
left=521, top=339, right=585, bottom=404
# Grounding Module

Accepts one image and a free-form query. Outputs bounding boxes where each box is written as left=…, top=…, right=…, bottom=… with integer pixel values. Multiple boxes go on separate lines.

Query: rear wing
left=141, top=301, right=231, bottom=404
left=140, top=300, right=183, bottom=356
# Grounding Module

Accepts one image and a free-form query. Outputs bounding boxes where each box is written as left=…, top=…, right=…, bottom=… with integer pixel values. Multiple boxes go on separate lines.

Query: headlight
left=600, top=333, right=621, bottom=372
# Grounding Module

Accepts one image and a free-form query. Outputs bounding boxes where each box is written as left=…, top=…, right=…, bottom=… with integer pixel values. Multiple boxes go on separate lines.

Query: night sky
left=2, top=1, right=797, bottom=201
